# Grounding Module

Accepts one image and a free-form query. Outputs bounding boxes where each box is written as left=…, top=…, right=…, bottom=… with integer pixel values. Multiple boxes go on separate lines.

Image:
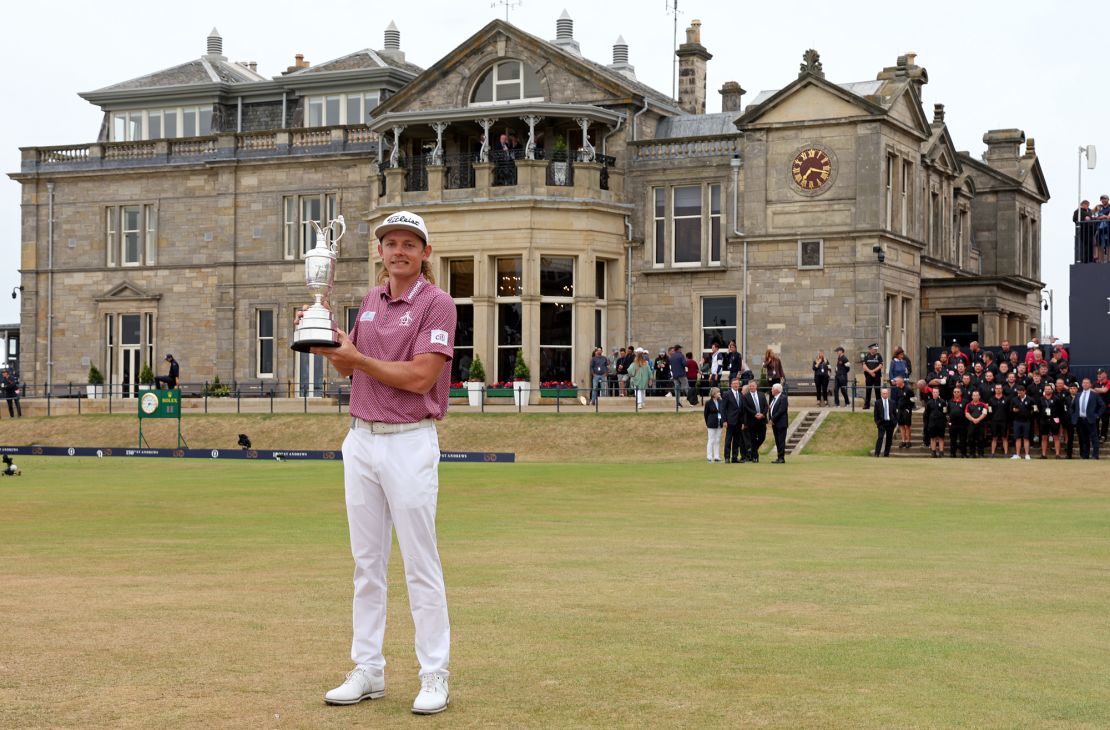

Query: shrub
left=513, top=349, right=530, bottom=381
left=88, top=365, right=104, bottom=385
left=468, top=353, right=486, bottom=382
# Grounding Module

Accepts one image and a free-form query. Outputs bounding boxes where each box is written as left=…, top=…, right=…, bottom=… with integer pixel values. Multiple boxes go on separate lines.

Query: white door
left=296, top=351, right=325, bottom=398
left=118, top=314, right=141, bottom=398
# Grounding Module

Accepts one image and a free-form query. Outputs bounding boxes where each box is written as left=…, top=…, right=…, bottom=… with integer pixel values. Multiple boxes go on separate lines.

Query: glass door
left=297, top=351, right=325, bottom=397
left=118, top=314, right=141, bottom=398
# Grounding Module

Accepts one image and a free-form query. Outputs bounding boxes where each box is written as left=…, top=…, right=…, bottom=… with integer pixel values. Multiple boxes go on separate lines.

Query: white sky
left=3, top=0, right=1102, bottom=341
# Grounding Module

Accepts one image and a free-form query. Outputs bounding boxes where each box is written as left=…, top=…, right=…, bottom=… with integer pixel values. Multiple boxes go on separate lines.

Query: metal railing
left=1074, top=219, right=1109, bottom=264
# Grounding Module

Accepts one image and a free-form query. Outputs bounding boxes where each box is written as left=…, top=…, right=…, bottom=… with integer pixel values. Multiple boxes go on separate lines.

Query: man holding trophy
left=294, top=210, right=455, bottom=715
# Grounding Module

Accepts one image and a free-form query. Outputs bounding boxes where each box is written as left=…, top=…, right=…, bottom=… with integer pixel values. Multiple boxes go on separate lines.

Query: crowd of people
left=870, top=339, right=1109, bottom=460
left=586, top=341, right=787, bottom=410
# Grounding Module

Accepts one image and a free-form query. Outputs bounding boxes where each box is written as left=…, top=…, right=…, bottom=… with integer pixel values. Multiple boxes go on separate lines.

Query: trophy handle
left=330, top=215, right=346, bottom=254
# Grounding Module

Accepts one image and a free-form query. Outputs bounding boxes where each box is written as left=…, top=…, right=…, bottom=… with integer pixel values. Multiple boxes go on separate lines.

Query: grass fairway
left=1, top=456, right=1109, bottom=729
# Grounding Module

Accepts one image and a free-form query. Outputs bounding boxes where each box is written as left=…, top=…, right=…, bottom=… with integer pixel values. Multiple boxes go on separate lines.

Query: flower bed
left=539, top=381, right=578, bottom=398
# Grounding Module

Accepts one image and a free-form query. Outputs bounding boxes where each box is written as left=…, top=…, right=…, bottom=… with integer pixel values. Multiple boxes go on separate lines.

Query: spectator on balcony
left=493, top=133, right=515, bottom=186
left=1097, top=195, right=1110, bottom=262
left=1074, top=200, right=1095, bottom=263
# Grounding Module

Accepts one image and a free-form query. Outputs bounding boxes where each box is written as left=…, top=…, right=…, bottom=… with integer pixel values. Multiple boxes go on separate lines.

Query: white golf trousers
left=341, top=424, right=450, bottom=677
left=706, top=427, right=722, bottom=460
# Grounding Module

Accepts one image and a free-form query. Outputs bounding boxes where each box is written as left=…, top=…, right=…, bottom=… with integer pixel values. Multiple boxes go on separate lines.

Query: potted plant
left=512, top=348, right=531, bottom=407
left=550, top=136, right=569, bottom=185
left=138, top=364, right=155, bottom=391
left=87, top=364, right=104, bottom=399
left=466, top=354, right=486, bottom=407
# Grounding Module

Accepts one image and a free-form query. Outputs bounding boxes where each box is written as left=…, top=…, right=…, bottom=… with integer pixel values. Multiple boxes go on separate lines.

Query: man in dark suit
left=721, top=378, right=746, bottom=463
left=1072, top=377, right=1106, bottom=459
left=873, top=386, right=897, bottom=457
left=741, top=381, right=768, bottom=463
left=768, top=383, right=789, bottom=463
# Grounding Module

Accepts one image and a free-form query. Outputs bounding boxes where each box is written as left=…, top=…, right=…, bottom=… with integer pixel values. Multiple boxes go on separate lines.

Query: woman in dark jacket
left=763, top=348, right=785, bottom=387
left=1038, top=383, right=1066, bottom=459
left=704, top=387, right=724, bottom=462
left=924, top=388, right=948, bottom=458
left=812, top=350, right=830, bottom=407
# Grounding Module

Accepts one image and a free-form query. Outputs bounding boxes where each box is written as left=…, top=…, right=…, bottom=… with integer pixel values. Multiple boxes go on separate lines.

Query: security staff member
left=833, top=346, right=851, bottom=406
left=948, top=386, right=969, bottom=458
left=861, top=344, right=883, bottom=409
left=154, top=353, right=180, bottom=389
left=310, top=210, right=454, bottom=715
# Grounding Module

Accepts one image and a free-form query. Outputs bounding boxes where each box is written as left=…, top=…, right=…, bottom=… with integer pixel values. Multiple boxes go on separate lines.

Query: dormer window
left=470, top=61, right=543, bottom=105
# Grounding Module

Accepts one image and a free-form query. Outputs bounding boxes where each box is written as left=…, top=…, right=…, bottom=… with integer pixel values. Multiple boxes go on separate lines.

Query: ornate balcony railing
left=444, top=153, right=476, bottom=190
left=631, top=135, right=742, bottom=162
left=20, top=125, right=381, bottom=173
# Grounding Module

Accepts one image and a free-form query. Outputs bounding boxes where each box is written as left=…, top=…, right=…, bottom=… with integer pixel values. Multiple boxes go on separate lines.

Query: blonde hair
left=376, top=259, right=435, bottom=286
left=709, top=386, right=721, bottom=399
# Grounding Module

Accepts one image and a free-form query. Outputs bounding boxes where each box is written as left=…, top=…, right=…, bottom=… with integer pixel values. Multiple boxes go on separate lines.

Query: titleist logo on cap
left=385, top=213, right=422, bottom=226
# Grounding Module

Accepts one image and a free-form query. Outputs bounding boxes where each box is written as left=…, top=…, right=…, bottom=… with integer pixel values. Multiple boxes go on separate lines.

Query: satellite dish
left=1087, top=145, right=1097, bottom=170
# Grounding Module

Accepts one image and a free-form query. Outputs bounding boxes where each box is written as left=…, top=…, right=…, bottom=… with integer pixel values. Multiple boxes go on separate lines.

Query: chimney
left=238, top=61, right=258, bottom=73
left=932, top=103, right=945, bottom=127
left=206, top=28, right=225, bottom=60
left=380, top=20, right=406, bottom=63
left=719, top=81, right=746, bottom=113
left=982, top=129, right=1025, bottom=176
left=1024, top=137, right=1036, bottom=158
left=285, top=53, right=310, bottom=74
left=876, top=52, right=928, bottom=93
left=675, top=19, right=712, bottom=114
left=608, top=35, right=636, bottom=79
left=551, top=10, right=581, bottom=56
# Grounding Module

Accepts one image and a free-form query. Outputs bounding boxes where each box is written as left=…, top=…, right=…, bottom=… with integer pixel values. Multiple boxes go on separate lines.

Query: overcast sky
left=2, top=0, right=1101, bottom=340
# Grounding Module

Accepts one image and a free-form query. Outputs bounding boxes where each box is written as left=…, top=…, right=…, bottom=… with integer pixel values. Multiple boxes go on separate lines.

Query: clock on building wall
left=790, top=146, right=835, bottom=194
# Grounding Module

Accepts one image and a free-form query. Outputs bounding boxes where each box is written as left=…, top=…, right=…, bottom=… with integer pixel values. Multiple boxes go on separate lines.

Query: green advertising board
left=137, top=389, right=183, bottom=447
left=138, top=389, right=180, bottom=419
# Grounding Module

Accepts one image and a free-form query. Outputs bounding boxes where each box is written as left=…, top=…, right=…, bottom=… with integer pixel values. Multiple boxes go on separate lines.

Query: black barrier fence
left=0, top=445, right=515, bottom=463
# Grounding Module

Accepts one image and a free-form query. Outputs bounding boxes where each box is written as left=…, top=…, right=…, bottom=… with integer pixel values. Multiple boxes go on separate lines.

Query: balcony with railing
left=18, top=125, right=382, bottom=174
left=376, top=148, right=620, bottom=206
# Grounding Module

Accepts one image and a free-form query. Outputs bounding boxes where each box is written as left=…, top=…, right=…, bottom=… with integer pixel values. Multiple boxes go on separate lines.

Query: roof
left=656, top=113, right=738, bottom=138
left=749, top=79, right=884, bottom=108
left=284, top=48, right=423, bottom=78
left=86, top=56, right=266, bottom=94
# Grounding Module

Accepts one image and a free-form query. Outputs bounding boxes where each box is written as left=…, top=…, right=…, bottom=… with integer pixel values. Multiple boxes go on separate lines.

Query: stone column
left=383, top=168, right=405, bottom=206
left=574, top=161, right=602, bottom=198
left=516, top=160, right=545, bottom=195
left=426, top=165, right=445, bottom=202
left=983, top=310, right=1001, bottom=346
left=474, top=162, right=493, bottom=198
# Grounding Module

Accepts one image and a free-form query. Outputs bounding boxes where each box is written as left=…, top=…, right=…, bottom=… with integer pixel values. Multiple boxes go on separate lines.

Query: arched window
left=470, top=60, right=543, bottom=105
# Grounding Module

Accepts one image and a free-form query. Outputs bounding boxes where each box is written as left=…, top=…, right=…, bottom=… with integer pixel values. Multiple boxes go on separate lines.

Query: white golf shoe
left=412, top=672, right=449, bottom=715
left=324, top=667, right=385, bottom=705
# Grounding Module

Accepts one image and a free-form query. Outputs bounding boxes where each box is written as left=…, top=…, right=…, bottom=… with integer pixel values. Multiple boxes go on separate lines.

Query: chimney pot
left=613, top=35, right=628, bottom=64
left=933, top=103, right=945, bottom=124
left=206, top=28, right=224, bottom=58
left=384, top=20, right=400, bottom=51
left=719, top=81, right=746, bottom=113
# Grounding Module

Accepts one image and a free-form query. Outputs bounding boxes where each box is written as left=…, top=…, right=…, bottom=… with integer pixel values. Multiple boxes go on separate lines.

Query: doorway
left=296, top=350, right=325, bottom=397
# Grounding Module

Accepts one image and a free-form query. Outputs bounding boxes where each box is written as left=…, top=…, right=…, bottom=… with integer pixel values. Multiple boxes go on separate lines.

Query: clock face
left=791, top=148, right=833, bottom=191
left=141, top=392, right=160, bottom=415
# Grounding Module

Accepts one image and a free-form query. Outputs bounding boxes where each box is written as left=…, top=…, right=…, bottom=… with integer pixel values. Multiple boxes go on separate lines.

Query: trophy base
left=291, top=339, right=340, bottom=353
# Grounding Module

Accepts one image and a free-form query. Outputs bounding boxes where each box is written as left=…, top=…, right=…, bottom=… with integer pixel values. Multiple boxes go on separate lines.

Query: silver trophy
left=291, top=215, right=346, bottom=352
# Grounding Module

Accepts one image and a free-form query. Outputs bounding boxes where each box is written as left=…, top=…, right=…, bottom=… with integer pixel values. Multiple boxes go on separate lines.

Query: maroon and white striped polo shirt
left=348, top=275, right=456, bottom=423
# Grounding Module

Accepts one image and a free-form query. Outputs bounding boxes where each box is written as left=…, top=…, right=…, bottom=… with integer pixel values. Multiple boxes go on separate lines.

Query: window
left=653, top=183, right=723, bottom=267
left=701, top=297, right=736, bottom=352
left=257, top=309, right=274, bottom=377
left=653, top=188, right=665, bottom=265
left=283, top=193, right=337, bottom=258
left=540, top=257, right=574, bottom=382
left=595, top=260, right=606, bottom=300
left=900, top=161, right=911, bottom=235
left=884, top=294, right=895, bottom=358
left=109, top=106, right=214, bottom=141
left=885, top=154, right=894, bottom=231
left=901, top=298, right=911, bottom=354
left=105, top=204, right=157, bottom=267
left=495, top=257, right=522, bottom=381
left=105, top=314, right=114, bottom=384
left=448, top=260, right=475, bottom=382
left=144, top=313, right=155, bottom=373
left=673, top=186, right=701, bottom=264
left=305, top=92, right=380, bottom=126
left=470, top=60, right=543, bottom=105
left=345, top=307, right=360, bottom=336
left=798, top=239, right=823, bottom=269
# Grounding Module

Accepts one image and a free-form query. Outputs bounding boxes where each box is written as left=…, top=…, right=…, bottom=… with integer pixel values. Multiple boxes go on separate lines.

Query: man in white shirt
left=873, top=386, right=896, bottom=457
left=1072, top=377, right=1106, bottom=459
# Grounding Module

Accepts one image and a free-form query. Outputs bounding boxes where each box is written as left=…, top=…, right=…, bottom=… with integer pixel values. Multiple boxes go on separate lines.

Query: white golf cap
left=374, top=210, right=429, bottom=244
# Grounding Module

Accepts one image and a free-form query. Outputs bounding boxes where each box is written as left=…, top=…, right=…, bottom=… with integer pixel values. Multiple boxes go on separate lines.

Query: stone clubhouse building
left=12, top=14, right=1048, bottom=396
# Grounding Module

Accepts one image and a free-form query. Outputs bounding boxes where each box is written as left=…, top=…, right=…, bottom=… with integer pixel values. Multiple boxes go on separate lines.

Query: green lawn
left=1, top=456, right=1108, bottom=729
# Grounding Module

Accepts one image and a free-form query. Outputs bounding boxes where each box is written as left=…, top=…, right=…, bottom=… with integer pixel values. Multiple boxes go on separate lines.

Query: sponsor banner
left=0, top=446, right=515, bottom=463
